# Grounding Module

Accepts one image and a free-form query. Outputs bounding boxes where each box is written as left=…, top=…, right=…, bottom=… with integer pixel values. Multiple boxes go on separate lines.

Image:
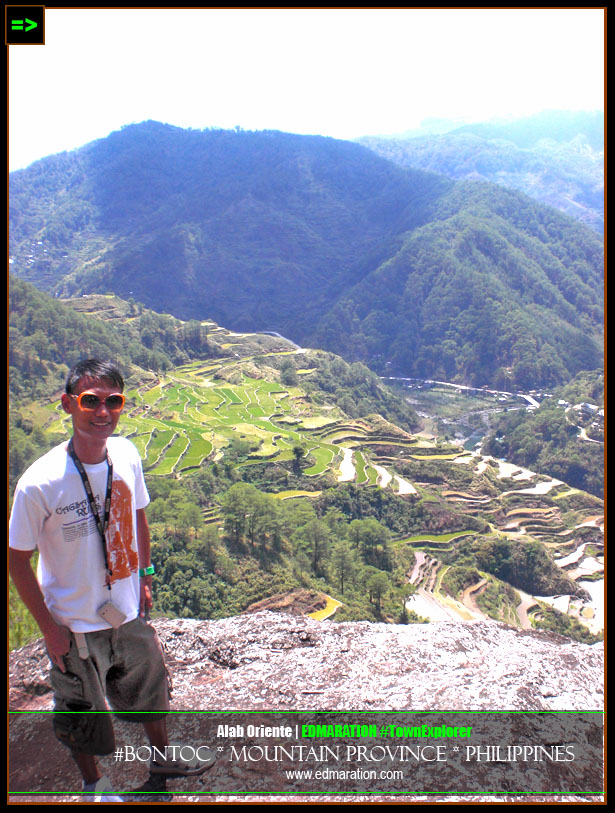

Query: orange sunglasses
left=70, top=392, right=126, bottom=411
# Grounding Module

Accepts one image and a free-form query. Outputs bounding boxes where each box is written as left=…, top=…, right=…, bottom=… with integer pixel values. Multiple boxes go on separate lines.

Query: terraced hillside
left=41, top=334, right=424, bottom=494
left=398, top=452, right=603, bottom=636
left=33, top=323, right=604, bottom=640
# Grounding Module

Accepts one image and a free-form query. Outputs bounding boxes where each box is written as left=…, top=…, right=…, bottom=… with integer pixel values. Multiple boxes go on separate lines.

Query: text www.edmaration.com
left=285, top=767, right=403, bottom=782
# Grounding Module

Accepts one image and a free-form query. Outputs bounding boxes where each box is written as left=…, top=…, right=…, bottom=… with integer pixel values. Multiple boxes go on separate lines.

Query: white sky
left=8, top=7, right=605, bottom=172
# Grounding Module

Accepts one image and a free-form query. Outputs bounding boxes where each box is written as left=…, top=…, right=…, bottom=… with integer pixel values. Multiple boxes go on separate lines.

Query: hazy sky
left=8, top=7, right=605, bottom=172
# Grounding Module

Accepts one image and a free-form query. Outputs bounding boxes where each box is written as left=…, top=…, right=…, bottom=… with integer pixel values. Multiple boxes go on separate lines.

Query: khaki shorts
left=49, top=617, right=171, bottom=755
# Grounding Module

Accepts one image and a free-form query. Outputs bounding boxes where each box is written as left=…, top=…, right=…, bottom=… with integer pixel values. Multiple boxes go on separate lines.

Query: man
left=9, top=359, right=212, bottom=801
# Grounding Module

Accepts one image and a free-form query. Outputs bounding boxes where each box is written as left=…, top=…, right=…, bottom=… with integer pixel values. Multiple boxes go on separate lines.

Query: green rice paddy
left=43, top=352, right=411, bottom=487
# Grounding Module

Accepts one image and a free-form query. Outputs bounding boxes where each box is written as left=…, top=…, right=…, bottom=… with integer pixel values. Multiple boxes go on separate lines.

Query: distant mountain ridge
left=358, top=110, right=604, bottom=233
left=9, top=121, right=603, bottom=389
left=444, top=110, right=604, bottom=149
left=384, top=111, right=604, bottom=149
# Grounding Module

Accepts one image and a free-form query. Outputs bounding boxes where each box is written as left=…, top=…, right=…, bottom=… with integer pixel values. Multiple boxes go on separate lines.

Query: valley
left=25, top=317, right=604, bottom=641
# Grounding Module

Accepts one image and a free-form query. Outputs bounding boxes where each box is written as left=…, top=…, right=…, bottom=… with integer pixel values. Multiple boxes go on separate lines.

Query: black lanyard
left=67, top=439, right=114, bottom=589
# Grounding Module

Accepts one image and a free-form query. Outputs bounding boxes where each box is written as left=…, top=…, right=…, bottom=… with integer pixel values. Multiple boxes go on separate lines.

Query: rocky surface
left=9, top=612, right=604, bottom=803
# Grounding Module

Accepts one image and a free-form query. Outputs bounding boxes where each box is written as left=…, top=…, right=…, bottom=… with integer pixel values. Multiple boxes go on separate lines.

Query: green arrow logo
left=11, top=18, right=38, bottom=32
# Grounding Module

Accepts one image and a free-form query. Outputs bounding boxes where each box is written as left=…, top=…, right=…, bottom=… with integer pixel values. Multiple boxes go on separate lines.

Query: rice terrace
left=36, top=309, right=603, bottom=637
left=44, top=325, right=428, bottom=491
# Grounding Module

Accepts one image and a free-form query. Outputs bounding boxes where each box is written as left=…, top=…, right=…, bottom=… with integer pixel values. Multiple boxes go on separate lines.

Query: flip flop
left=150, top=742, right=215, bottom=777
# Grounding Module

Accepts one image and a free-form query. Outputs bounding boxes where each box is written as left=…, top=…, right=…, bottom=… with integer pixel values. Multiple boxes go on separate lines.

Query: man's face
left=61, top=376, right=124, bottom=446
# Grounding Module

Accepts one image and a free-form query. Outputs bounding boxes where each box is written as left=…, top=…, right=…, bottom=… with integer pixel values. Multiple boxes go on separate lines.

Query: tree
left=193, top=524, right=219, bottom=571
left=147, top=497, right=169, bottom=525
left=292, top=519, right=332, bottom=578
left=177, top=503, right=203, bottom=539
left=331, top=539, right=358, bottom=594
left=245, top=490, right=279, bottom=551
left=221, top=482, right=253, bottom=544
left=221, top=482, right=279, bottom=552
left=366, top=570, right=392, bottom=614
left=347, top=518, right=391, bottom=570
left=280, top=359, right=298, bottom=387
left=292, top=443, right=305, bottom=473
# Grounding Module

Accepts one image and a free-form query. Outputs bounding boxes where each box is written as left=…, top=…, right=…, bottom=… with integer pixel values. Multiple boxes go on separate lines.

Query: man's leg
left=111, top=621, right=211, bottom=778
left=143, top=718, right=169, bottom=750
left=49, top=630, right=119, bottom=799
left=71, top=752, right=102, bottom=785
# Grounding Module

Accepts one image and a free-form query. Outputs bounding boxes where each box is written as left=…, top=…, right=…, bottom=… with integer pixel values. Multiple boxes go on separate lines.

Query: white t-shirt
left=9, top=436, right=150, bottom=632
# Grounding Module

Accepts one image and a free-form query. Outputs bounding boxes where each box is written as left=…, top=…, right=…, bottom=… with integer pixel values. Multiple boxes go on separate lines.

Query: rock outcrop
left=9, top=612, right=604, bottom=802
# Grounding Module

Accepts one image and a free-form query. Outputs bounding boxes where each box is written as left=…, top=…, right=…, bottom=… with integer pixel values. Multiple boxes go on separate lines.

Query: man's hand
left=9, top=548, right=72, bottom=671
left=43, top=623, right=72, bottom=673
left=139, top=575, right=153, bottom=620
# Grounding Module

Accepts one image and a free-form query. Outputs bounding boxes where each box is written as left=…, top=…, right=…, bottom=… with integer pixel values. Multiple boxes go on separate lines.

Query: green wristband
left=139, top=564, right=155, bottom=577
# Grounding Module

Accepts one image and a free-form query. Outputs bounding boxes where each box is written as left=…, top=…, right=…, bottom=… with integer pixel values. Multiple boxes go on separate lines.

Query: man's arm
left=136, top=507, right=153, bottom=618
left=9, top=548, right=71, bottom=672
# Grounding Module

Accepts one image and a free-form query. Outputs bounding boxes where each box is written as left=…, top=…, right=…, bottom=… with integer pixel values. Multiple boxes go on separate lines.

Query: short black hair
left=65, top=359, right=125, bottom=394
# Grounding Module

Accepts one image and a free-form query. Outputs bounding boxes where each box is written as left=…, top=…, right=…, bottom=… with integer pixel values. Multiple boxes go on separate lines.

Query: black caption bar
left=9, top=711, right=604, bottom=796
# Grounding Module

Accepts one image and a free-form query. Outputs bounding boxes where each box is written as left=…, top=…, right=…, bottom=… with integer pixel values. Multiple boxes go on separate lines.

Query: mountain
left=447, top=110, right=604, bottom=150
left=9, top=121, right=603, bottom=389
left=384, top=111, right=604, bottom=149
left=358, top=111, right=604, bottom=233
left=313, top=180, right=603, bottom=389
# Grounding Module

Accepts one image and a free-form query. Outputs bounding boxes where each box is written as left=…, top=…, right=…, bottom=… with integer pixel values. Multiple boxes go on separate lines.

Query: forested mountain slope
left=313, top=181, right=603, bottom=388
left=9, top=121, right=603, bottom=389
